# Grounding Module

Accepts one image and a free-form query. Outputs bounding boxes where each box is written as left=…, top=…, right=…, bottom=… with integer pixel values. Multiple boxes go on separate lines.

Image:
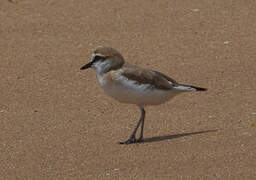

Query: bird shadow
left=140, top=129, right=219, bottom=144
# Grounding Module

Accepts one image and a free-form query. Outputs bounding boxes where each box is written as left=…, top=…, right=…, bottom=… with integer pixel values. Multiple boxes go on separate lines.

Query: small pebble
left=192, top=9, right=200, bottom=12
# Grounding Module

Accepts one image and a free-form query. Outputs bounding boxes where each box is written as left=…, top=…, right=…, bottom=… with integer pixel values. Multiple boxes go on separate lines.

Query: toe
left=120, top=138, right=135, bottom=145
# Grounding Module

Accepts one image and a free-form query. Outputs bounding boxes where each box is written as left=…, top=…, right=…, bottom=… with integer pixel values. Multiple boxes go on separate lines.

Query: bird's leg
left=120, top=116, right=142, bottom=144
left=138, top=107, right=145, bottom=142
left=120, top=106, right=145, bottom=144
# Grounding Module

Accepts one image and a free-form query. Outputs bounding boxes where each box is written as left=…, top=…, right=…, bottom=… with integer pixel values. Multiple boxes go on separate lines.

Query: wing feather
left=121, top=65, right=174, bottom=90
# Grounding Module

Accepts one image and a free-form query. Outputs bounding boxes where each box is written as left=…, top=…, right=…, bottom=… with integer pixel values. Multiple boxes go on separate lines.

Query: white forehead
left=91, top=53, right=103, bottom=60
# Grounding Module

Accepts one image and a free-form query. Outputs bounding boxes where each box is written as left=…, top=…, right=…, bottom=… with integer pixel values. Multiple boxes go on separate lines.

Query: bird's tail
left=173, top=84, right=207, bottom=91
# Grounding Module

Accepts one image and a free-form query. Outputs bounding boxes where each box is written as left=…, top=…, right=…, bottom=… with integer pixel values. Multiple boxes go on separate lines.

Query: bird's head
left=80, top=46, right=125, bottom=74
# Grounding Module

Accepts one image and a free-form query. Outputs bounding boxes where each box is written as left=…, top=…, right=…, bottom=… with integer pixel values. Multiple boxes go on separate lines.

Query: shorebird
left=80, top=46, right=207, bottom=144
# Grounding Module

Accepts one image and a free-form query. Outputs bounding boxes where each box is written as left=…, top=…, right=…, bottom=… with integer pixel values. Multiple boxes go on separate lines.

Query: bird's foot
left=137, top=136, right=143, bottom=143
left=120, top=136, right=143, bottom=145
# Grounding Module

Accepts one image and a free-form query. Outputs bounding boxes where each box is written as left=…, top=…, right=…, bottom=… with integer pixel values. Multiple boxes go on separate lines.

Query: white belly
left=97, top=73, right=180, bottom=106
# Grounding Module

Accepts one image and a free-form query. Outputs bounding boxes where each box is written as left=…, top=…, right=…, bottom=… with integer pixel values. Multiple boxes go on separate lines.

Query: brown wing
left=121, top=65, right=174, bottom=90
left=152, top=70, right=178, bottom=85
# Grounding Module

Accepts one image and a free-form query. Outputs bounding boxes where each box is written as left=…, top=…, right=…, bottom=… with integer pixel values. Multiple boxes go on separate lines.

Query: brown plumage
left=121, top=65, right=174, bottom=90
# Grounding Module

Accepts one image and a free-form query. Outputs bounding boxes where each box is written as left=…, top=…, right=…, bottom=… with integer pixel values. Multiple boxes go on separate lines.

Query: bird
left=80, top=46, right=207, bottom=144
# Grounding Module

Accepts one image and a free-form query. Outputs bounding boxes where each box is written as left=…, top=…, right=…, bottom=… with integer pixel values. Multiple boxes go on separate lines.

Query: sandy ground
left=0, top=0, right=256, bottom=179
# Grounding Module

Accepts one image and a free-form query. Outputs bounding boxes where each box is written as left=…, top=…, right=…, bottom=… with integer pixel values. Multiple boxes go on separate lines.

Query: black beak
left=80, top=61, right=93, bottom=70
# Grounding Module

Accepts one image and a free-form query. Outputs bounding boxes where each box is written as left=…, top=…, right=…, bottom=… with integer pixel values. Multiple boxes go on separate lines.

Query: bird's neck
left=93, top=60, right=124, bottom=75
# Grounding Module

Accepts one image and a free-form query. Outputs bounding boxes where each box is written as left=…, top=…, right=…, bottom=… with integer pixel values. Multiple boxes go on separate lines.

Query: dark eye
left=93, top=55, right=105, bottom=62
